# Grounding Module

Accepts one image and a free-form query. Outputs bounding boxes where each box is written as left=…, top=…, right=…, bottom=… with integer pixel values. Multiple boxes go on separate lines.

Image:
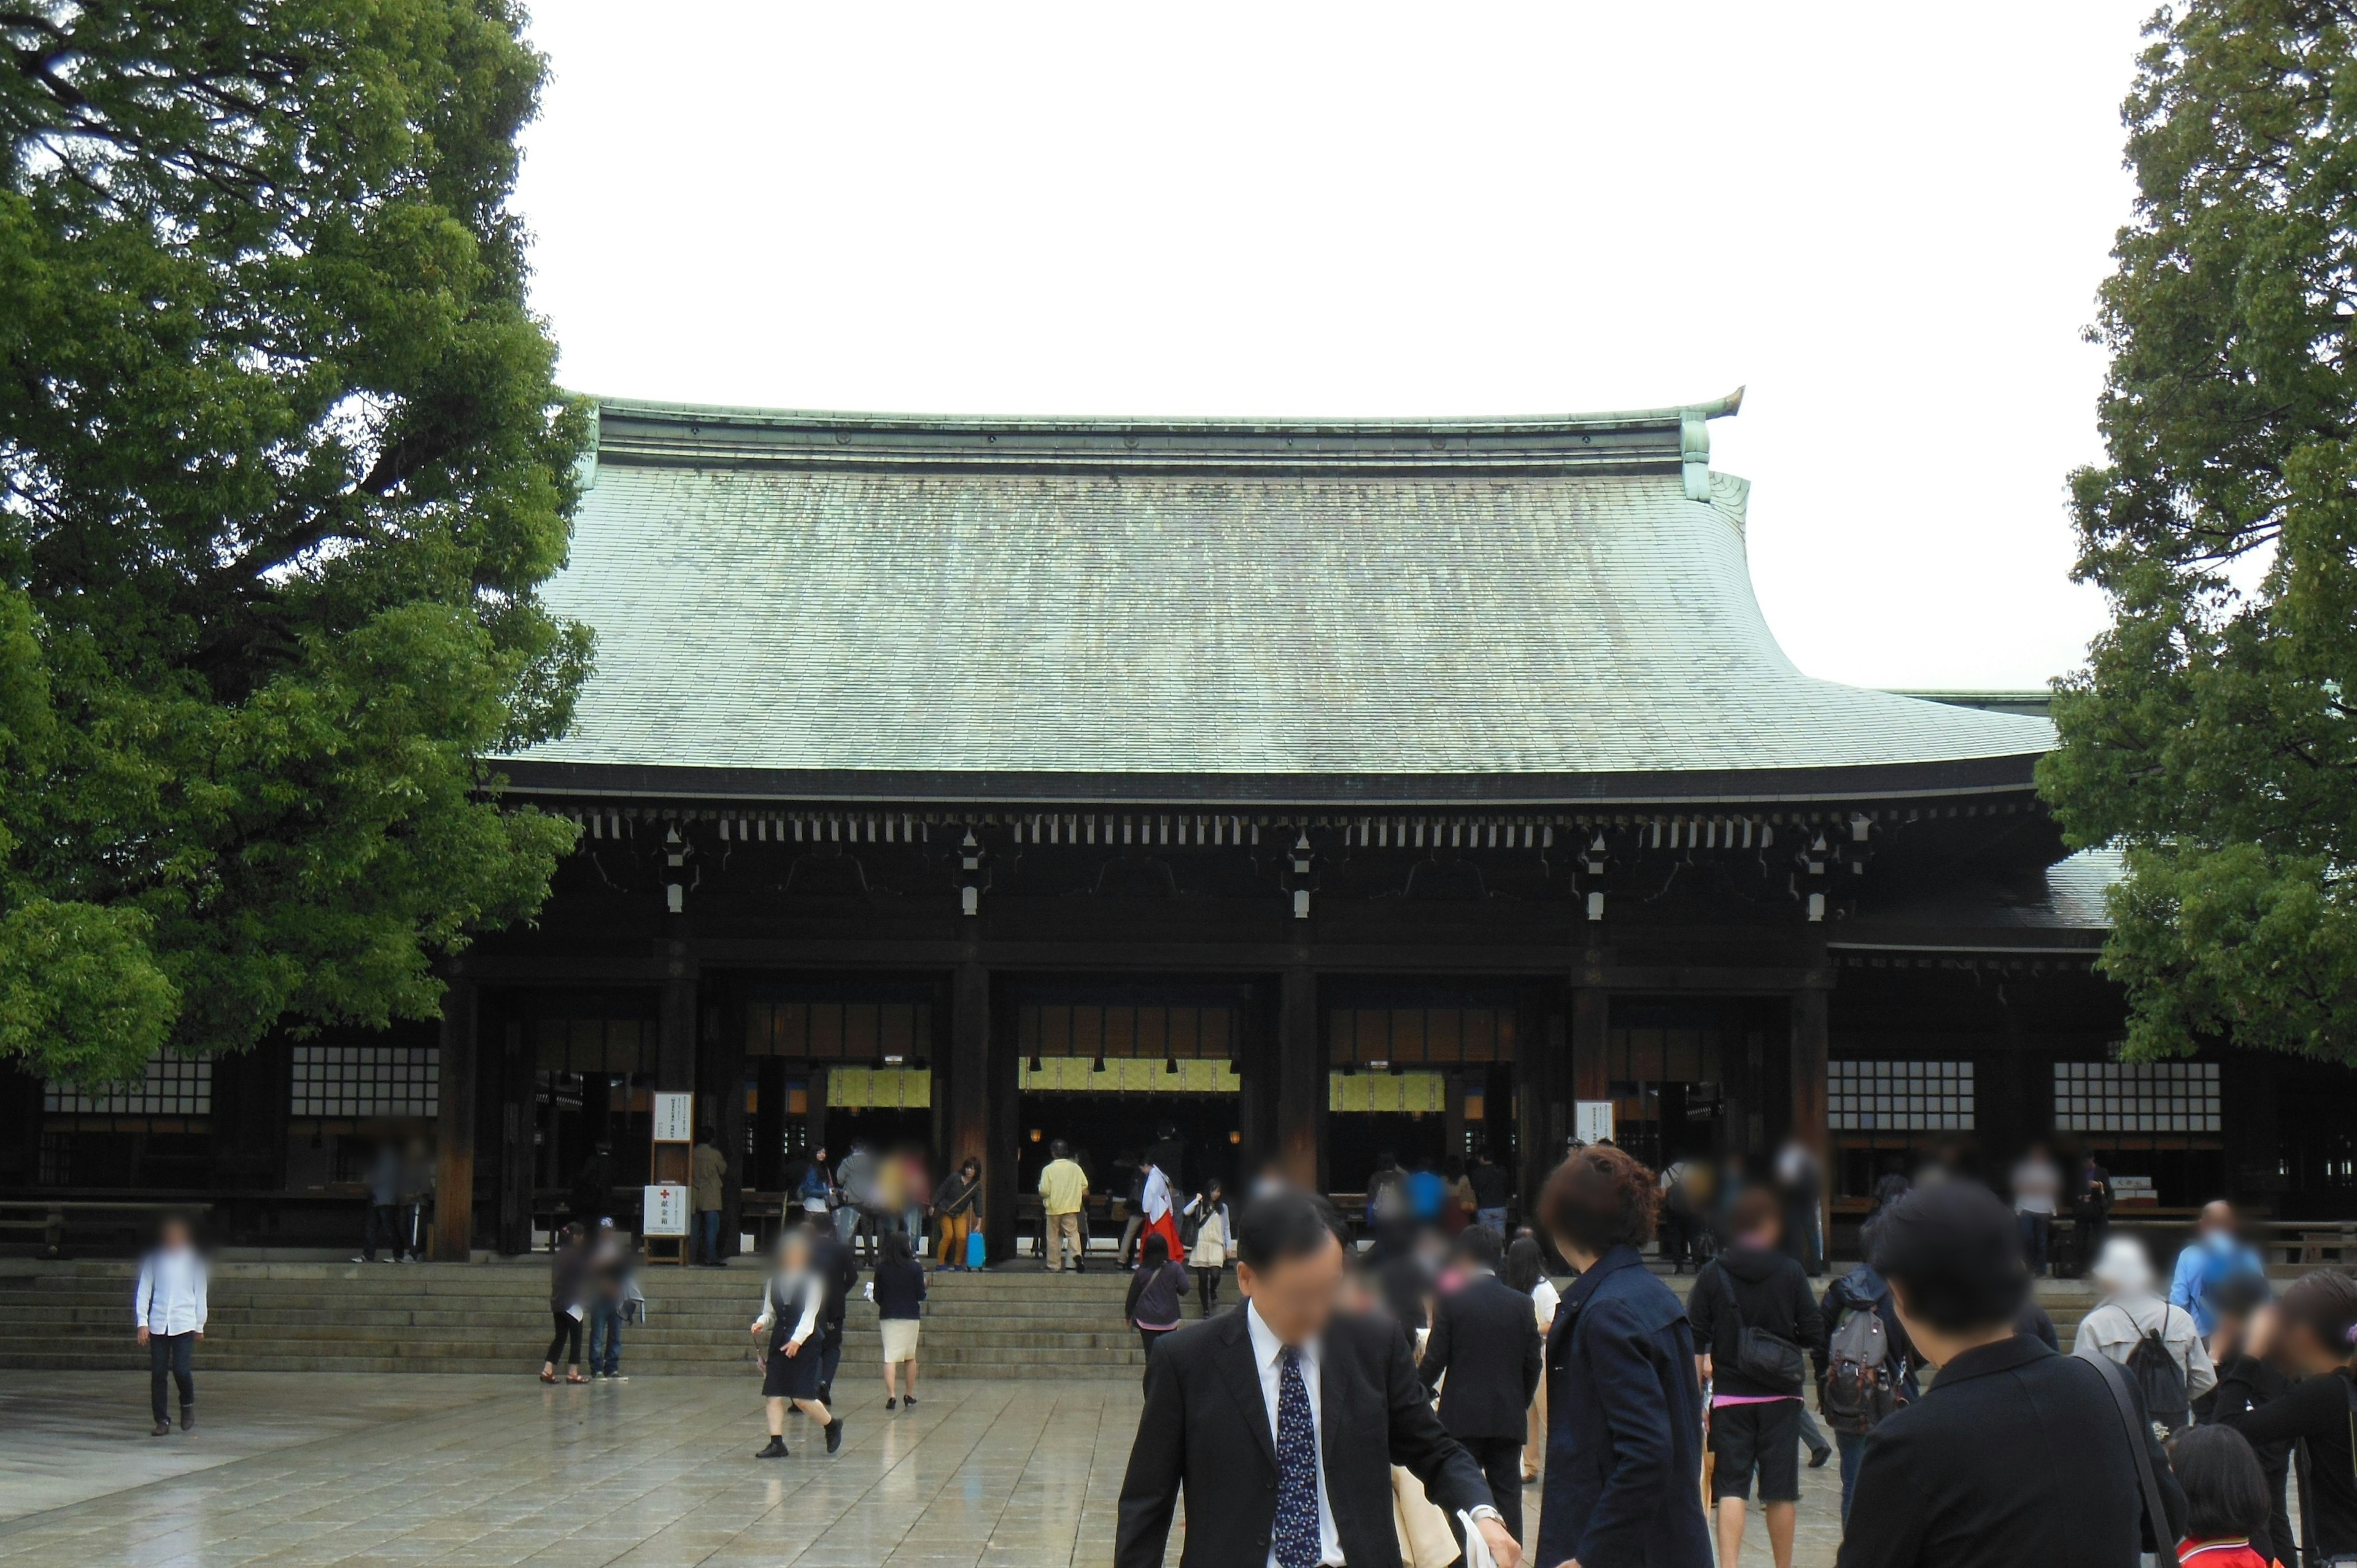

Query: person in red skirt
left=1139, top=1157, right=1182, bottom=1264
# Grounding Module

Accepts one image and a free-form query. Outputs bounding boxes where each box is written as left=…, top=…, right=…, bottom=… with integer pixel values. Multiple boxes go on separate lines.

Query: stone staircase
left=0, top=1258, right=1156, bottom=1379
left=0, top=1257, right=2102, bottom=1380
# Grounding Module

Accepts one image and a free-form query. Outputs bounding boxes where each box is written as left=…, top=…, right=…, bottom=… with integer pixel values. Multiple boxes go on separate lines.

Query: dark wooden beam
left=433, top=978, right=478, bottom=1262
left=1277, top=966, right=1322, bottom=1188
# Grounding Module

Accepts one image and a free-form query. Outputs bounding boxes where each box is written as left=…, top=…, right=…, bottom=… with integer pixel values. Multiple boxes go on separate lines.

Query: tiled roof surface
left=514, top=414, right=2054, bottom=781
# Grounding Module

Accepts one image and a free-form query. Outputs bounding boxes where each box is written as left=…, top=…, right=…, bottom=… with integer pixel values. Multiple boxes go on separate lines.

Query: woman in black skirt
left=540, top=1222, right=589, bottom=1384
left=749, top=1225, right=845, bottom=1458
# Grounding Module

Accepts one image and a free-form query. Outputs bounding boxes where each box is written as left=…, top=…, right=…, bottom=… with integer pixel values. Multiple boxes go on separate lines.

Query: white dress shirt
left=134, top=1248, right=207, bottom=1335
left=750, top=1269, right=824, bottom=1347
left=1245, top=1300, right=1346, bottom=1568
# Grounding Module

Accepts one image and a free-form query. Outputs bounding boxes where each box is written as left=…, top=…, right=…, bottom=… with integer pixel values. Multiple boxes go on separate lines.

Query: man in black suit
left=1418, top=1226, right=1543, bottom=1542
left=807, top=1219, right=859, bottom=1403
left=1837, top=1181, right=2184, bottom=1568
left=1117, top=1189, right=1520, bottom=1568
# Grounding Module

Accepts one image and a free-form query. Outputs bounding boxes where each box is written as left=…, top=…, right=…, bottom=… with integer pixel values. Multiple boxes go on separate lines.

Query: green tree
left=2045, top=1, right=2357, bottom=1062
left=0, top=1, right=587, bottom=1085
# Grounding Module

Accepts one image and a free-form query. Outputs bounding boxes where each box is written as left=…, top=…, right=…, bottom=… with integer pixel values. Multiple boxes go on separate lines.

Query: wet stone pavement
left=0, top=1371, right=1842, bottom=1566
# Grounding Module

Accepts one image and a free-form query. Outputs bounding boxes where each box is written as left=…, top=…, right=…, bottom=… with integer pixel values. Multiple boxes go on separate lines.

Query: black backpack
left=2121, top=1303, right=2191, bottom=1435
left=1822, top=1292, right=1898, bottom=1435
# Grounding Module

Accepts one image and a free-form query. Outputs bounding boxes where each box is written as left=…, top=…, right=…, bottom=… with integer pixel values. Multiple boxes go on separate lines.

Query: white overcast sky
left=514, top=2, right=2151, bottom=692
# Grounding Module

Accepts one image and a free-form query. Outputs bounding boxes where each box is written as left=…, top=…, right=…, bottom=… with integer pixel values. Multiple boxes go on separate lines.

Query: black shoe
left=901, top=1396, right=915, bottom=1408
left=754, top=1436, right=787, bottom=1459
left=179, top=1405, right=195, bottom=1432
left=1808, top=1446, right=1832, bottom=1469
left=824, top=1418, right=844, bottom=1454
left=885, top=1397, right=897, bottom=1411
left=150, top=1420, right=171, bottom=1437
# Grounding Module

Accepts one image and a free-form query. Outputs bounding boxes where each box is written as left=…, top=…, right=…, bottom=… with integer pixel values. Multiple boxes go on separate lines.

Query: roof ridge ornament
left=1681, top=387, right=1743, bottom=502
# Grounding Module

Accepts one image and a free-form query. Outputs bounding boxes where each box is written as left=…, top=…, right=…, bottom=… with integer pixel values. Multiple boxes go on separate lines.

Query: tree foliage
left=0, top=1, right=587, bottom=1083
left=2045, top=0, right=2357, bottom=1062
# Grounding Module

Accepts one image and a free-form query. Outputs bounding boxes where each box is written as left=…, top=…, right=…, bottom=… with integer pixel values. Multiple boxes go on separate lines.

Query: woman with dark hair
left=1503, top=1233, right=1561, bottom=1484
left=932, top=1157, right=981, bottom=1269
left=2210, top=1268, right=2357, bottom=1562
left=2167, top=1425, right=2275, bottom=1567
left=1123, top=1231, right=1191, bottom=1377
left=541, top=1222, right=589, bottom=1385
left=871, top=1227, right=927, bottom=1409
left=1835, top=1181, right=2183, bottom=1568
left=1534, top=1143, right=1713, bottom=1568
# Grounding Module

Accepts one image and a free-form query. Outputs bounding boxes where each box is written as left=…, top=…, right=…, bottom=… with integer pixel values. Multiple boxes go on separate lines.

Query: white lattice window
left=1829, top=1059, right=1975, bottom=1132
left=290, top=1044, right=439, bottom=1118
left=2053, top=1060, right=2218, bottom=1134
left=45, top=1054, right=212, bottom=1115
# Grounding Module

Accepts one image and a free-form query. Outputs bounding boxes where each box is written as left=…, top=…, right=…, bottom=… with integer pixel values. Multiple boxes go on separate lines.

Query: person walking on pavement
left=1689, top=1188, right=1827, bottom=1568
left=809, top=1214, right=859, bottom=1404
left=871, top=1227, right=927, bottom=1409
left=749, top=1226, right=846, bottom=1459
left=586, top=1216, right=632, bottom=1380
left=2072, top=1234, right=2215, bottom=1434
left=1814, top=1249, right=1919, bottom=1522
left=1417, top=1224, right=1544, bottom=1545
left=134, top=1217, right=207, bottom=1437
left=691, top=1130, right=729, bottom=1267
left=1183, top=1178, right=1234, bottom=1315
left=1040, top=1140, right=1090, bottom=1273
left=932, top=1156, right=981, bottom=1269
left=540, top=1221, right=589, bottom=1385
left=1113, top=1187, right=1519, bottom=1568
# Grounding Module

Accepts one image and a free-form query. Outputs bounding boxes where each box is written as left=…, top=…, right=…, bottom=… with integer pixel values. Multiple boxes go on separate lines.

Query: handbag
left=1709, top=1267, right=1806, bottom=1394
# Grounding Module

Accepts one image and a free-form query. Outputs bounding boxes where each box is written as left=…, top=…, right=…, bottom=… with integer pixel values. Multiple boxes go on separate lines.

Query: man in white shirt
left=1116, top=1188, right=1519, bottom=1568
left=134, top=1218, right=207, bottom=1437
left=2010, top=1143, right=2063, bottom=1278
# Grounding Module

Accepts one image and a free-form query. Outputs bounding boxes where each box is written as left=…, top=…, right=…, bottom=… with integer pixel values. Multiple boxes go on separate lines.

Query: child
left=1183, top=1180, right=1234, bottom=1315
left=2167, top=1425, right=2283, bottom=1567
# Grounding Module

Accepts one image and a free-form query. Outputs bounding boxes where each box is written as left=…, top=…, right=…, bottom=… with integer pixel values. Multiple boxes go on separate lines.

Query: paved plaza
left=0, top=1371, right=1843, bottom=1567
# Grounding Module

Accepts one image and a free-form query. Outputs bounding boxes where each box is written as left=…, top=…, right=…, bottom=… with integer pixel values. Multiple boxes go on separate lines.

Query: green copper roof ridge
left=576, top=385, right=1745, bottom=436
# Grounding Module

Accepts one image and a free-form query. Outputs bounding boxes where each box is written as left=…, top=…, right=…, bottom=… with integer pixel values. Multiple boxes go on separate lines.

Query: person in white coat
left=2072, top=1233, right=2215, bottom=1429
left=134, top=1217, right=207, bottom=1437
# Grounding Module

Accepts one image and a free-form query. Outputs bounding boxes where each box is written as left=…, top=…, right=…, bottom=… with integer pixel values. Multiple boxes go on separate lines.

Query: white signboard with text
left=651, top=1092, right=692, bottom=1145
left=1575, top=1100, right=1616, bottom=1146
left=643, top=1183, right=689, bottom=1238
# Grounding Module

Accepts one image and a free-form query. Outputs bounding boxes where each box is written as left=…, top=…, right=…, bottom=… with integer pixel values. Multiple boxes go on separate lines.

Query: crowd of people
left=122, top=1124, right=2357, bottom=1568
left=1111, top=1145, right=2357, bottom=1568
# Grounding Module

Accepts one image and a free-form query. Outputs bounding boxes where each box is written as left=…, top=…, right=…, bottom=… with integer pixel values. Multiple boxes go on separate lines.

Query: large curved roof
left=505, top=396, right=2053, bottom=803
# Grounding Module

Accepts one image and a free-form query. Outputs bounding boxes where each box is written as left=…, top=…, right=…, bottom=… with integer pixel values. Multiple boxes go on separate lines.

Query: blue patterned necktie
left=1274, top=1346, right=1321, bottom=1568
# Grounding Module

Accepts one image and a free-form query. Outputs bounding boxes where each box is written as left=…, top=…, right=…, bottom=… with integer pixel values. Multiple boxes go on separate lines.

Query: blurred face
left=2199, top=1201, right=2235, bottom=1239
left=1237, top=1232, right=1345, bottom=1346
left=778, top=1232, right=810, bottom=1273
left=160, top=1221, right=190, bottom=1251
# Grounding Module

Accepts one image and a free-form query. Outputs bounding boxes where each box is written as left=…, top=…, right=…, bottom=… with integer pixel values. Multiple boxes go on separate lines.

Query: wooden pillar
left=1237, top=982, right=1280, bottom=1179
left=1570, top=984, right=1609, bottom=1103
left=432, top=977, right=478, bottom=1262
left=948, top=961, right=992, bottom=1181
left=1790, top=986, right=1831, bottom=1255
left=804, top=1067, right=829, bottom=1167
left=1515, top=994, right=1562, bottom=1219
left=651, top=973, right=697, bottom=1200
left=705, top=978, right=748, bottom=1260
left=1277, top=965, right=1322, bottom=1189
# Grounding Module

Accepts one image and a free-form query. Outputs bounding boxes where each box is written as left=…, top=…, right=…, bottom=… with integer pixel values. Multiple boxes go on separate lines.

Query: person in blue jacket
left=1536, top=1143, right=1713, bottom=1568
left=2169, top=1200, right=2269, bottom=1336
